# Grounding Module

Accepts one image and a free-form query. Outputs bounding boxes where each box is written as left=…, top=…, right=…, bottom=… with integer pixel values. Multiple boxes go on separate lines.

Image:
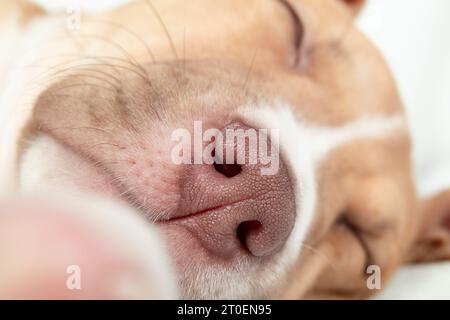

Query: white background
left=358, top=0, right=450, bottom=197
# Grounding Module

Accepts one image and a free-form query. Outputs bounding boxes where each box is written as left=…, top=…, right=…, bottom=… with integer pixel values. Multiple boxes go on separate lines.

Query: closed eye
left=339, top=216, right=374, bottom=272
left=278, top=0, right=305, bottom=66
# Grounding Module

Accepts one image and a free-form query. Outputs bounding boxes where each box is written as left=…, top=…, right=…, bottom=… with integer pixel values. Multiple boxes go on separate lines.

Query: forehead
left=99, top=0, right=347, bottom=59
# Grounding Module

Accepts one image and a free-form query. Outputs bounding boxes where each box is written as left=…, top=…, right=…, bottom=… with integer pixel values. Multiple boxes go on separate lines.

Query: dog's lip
left=155, top=197, right=260, bottom=260
left=155, top=197, right=253, bottom=225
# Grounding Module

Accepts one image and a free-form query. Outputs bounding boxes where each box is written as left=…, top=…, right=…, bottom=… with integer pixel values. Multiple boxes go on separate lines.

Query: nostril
left=214, top=162, right=242, bottom=178
left=180, top=140, right=295, bottom=259
left=236, top=220, right=262, bottom=252
left=212, top=149, right=242, bottom=178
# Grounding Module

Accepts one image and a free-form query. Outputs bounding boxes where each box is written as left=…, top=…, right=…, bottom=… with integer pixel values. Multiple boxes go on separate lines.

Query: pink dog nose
left=174, top=123, right=296, bottom=258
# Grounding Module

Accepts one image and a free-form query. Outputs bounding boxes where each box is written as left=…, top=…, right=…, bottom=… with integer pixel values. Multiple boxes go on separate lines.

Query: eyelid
left=278, top=0, right=304, bottom=65
left=340, top=217, right=374, bottom=272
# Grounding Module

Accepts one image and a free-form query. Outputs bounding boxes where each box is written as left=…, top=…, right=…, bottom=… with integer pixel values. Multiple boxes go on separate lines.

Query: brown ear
left=339, top=0, right=366, bottom=17
left=409, top=189, right=450, bottom=262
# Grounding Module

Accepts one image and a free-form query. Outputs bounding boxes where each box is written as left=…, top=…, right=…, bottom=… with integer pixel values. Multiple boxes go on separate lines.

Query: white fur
left=20, top=135, right=92, bottom=195
left=0, top=16, right=65, bottom=196
left=54, top=195, right=178, bottom=299
left=19, top=137, right=178, bottom=299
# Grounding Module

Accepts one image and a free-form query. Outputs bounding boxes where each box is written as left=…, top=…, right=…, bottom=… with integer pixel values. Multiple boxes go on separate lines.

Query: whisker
left=25, top=60, right=144, bottom=92
left=29, top=54, right=147, bottom=76
left=299, top=242, right=339, bottom=273
left=72, top=34, right=148, bottom=74
left=242, top=48, right=258, bottom=96
left=183, top=26, right=187, bottom=75
left=19, top=31, right=152, bottom=85
left=41, top=93, right=116, bottom=105
left=37, top=124, right=115, bottom=137
left=41, top=82, right=118, bottom=94
left=29, top=57, right=149, bottom=85
left=78, top=142, right=124, bottom=152
left=32, top=73, right=120, bottom=91
left=82, top=18, right=157, bottom=63
left=145, top=0, right=179, bottom=60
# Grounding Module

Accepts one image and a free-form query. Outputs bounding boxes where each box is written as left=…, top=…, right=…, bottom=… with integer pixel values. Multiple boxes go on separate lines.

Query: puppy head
left=3, top=0, right=450, bottom=299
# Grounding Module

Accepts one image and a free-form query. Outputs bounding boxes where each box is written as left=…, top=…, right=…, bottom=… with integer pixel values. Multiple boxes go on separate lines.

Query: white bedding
left=31, top=0, right=450, bottom=299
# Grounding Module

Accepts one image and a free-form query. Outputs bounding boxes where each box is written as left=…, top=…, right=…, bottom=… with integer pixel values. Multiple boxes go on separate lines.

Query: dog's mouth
left=158, top=196, right=266, bottom=259
left=22, top=119, right=297, bottom=264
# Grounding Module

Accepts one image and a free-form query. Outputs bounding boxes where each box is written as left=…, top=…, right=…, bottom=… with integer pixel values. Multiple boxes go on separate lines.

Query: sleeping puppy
left=1, top=0, right=450, bottom=299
